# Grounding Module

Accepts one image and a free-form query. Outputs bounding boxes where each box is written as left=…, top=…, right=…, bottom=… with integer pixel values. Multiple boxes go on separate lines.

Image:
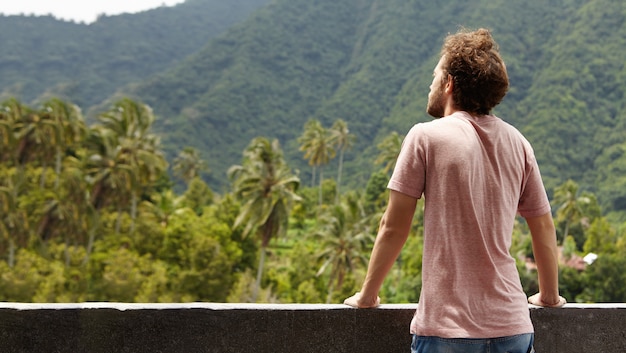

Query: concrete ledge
left=0, top=303, right=625, bottom=352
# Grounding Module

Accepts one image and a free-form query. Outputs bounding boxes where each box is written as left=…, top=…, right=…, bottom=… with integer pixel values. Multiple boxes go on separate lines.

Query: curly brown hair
left=440, top=28, right=509, bottom=115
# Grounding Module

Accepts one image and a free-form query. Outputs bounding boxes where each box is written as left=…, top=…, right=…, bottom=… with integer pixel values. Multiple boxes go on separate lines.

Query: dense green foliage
left=0, top=0, right=270, bottom=109
left=1, top=0, right=626, bottom=304
left=0, top=98, right=251, bottom=302
left=1, top=99, right=625, bottom=304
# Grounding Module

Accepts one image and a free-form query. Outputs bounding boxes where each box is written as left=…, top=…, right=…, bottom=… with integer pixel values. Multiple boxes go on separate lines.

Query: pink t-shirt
left=388, top=111, right=551, bottom=338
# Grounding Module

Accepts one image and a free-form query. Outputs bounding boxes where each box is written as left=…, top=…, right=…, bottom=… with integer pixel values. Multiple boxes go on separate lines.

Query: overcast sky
left=0, top=0, right=186, bottom=24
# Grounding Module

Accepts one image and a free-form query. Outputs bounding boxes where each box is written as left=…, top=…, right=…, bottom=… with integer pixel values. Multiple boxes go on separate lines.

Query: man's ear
left=445, top=74, right=454, bottom=93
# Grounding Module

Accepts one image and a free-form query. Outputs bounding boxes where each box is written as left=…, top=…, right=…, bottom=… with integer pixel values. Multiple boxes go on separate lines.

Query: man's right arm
left=343, top=190, right=417, bottom=308
left=526, top=212, right=566, bottom=307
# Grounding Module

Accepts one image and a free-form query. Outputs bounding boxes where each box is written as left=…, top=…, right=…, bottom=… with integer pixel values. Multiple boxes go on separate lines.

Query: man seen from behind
left=344, top=28, right=566, bottom=353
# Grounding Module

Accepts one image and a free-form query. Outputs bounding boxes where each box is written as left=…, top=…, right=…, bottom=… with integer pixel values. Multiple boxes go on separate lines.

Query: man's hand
left=343, top=292, right=380, bottom=308
left=528, top=293, right=567, bottom=307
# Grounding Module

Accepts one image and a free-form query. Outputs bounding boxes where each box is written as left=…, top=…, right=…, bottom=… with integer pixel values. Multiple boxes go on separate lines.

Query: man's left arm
left=344, top=190, right=418, bottom=308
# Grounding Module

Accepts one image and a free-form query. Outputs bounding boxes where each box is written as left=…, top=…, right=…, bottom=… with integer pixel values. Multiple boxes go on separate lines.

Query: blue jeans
left=411, top=333, right=534, bottom=353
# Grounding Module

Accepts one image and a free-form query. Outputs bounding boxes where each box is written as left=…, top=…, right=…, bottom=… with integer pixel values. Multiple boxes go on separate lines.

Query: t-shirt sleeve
left=518, top=145, right=551, bottom=218
left=387, top=125, right=426, bottom=199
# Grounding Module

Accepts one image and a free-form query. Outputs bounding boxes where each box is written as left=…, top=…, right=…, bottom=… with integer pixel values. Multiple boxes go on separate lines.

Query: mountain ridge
left=0, top=0, right=270, bottom=110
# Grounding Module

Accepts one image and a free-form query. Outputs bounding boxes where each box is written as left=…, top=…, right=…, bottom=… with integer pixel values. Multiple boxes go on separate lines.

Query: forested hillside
left=2, top=0, right=626, bottom=304
left=0, top=0, right=270, bottom=110
left=3, top=0, right=625, bottom=214
left=118, top=0, right=626, bottom=216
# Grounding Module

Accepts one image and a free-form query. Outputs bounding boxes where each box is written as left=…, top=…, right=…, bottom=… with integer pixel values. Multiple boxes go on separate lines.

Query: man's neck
left=444, top=106, right=459, bottom=117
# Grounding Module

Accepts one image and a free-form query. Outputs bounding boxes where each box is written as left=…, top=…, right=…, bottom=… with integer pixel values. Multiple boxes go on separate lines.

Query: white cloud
left=0, top=0, right=185, bottom=23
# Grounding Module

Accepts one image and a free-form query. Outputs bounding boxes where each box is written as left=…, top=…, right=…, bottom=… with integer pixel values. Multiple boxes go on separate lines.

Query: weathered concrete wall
left=0, top=303, right=624, bottom=352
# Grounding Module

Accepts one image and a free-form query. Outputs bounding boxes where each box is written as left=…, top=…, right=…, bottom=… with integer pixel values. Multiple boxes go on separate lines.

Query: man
left=344, top=28, right=566, bottom=353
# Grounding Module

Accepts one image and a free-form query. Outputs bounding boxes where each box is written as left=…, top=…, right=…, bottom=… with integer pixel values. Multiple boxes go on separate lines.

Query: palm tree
left=329, top=119, right=355, bottom=203
left=39, top=98, right=86, bottom=189
left=139, top=189, right=193, bottom=228
left=37, top=189, right=87, bottom=266
left=11, top=100, right=54, bottom=167
left=119, top=134, right=167, bottom=233
left=173, top=147, right=208, bottom=184
left=61, top=154, right=100, bottom=265
left=228, top=137, right=301, bottom=302
left=298, top=119, right=321, bottom=188
left=0, top=169, right=30, bottom=268
left=313, top=192, right=375, bottom=303
left=1, top=101, right=37, bottom=262
left=84, top=126, right=133, bottom=212
left=87, top=99, right=168, bottom=233
left=10, top=101, right=67, bottom=187
left=0, top=99, right=23, bottom=166
left=34, top=152, right=94, bottom=265
left=375, top=131, right=403, bottom=174
left=298, top=119, right=335, bottom=205
left=552, top=179, right=590, bottom=243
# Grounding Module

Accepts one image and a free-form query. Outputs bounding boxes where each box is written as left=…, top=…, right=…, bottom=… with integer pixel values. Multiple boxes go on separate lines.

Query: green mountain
left=3, top=0, right=625, bottom=213
left=124, top=0, right=626, bottom=211
left=0, top=0, right=270, bottom=110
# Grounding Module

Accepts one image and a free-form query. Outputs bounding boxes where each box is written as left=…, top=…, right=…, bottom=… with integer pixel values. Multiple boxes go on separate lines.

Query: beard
left=426, top=83, right=445, bottom=118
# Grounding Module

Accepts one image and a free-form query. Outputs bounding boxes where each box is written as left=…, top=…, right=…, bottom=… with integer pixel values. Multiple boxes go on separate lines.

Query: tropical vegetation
left=1, top=98, right=625, bottom=304
left=4, top=0, right=626, bottom=211
left=1, top=0, right=625, bottom=304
